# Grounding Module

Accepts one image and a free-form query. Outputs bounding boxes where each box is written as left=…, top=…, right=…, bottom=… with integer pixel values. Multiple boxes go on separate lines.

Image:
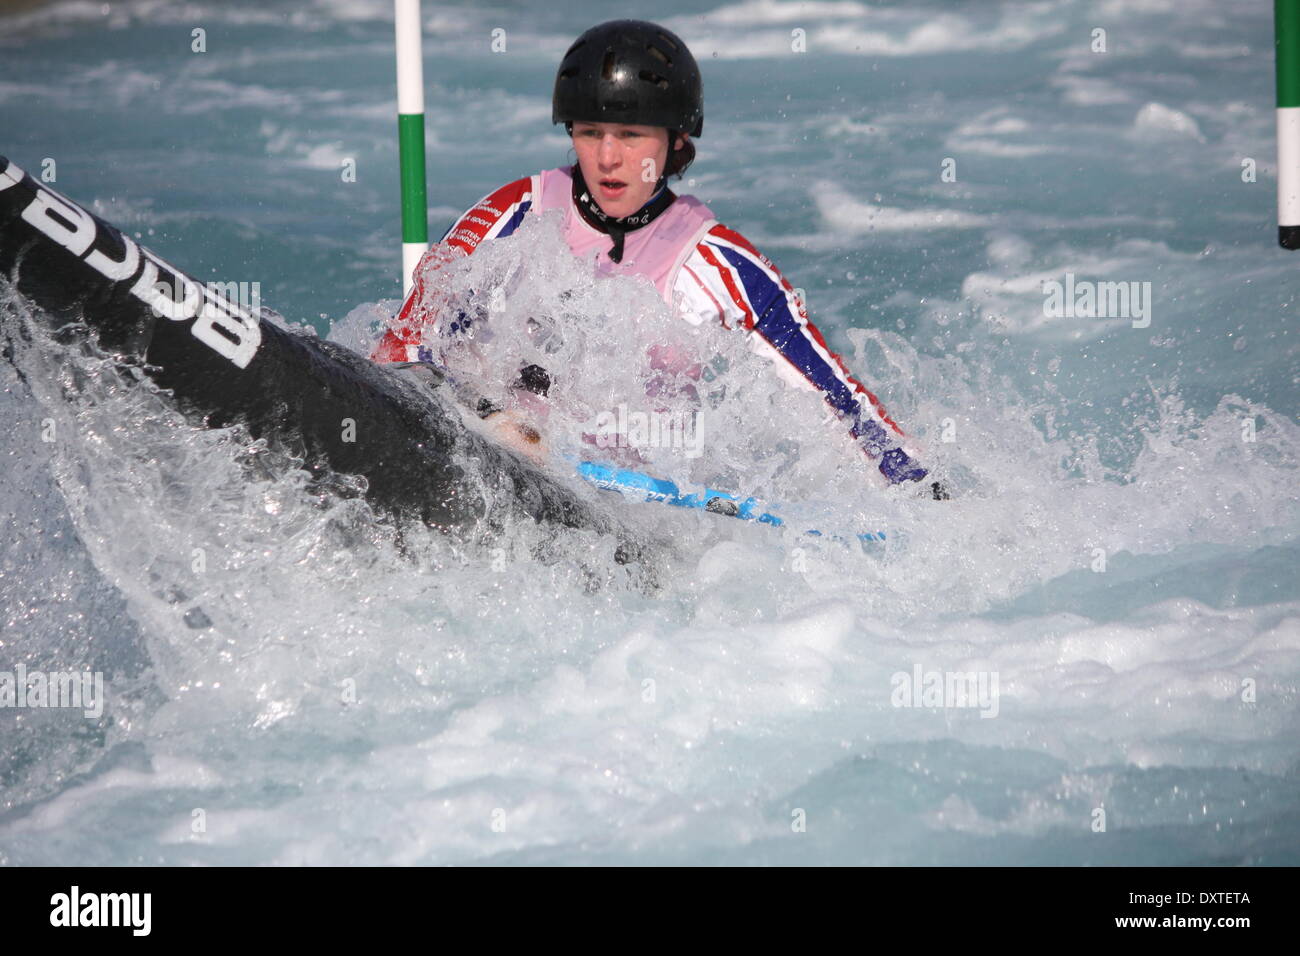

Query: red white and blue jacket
left=373, top=166, right=928, bottom=485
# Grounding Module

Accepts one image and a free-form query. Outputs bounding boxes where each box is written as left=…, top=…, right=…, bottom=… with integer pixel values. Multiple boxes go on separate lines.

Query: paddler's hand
left=902, top=475, right=952, bottom=500
left=483, top=407, right=547, bottom=463
left=514, top=363, right=550, bottom=397
left=490, top=362, right=552, bottom=463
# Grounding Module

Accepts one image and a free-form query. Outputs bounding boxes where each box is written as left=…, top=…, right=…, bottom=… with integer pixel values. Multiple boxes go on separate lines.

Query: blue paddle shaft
left=575, top=461, right=886, bottom=543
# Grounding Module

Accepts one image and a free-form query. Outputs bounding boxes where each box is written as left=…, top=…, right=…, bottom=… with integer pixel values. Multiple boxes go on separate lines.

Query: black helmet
left=552, top=20, right=703, bottom=137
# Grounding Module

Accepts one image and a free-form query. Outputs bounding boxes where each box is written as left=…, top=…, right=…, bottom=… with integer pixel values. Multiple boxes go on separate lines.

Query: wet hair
left=565, top=121, right=696, bottom=180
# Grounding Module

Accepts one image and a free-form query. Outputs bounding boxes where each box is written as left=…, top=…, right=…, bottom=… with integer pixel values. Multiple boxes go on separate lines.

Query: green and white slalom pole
left=1278, top=0, right=1300, bottom=249
left=395, top=0, right=428, bottom=293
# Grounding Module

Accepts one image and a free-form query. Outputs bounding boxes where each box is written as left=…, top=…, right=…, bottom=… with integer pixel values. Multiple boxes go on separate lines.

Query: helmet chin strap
left=571, top=164, right=676, bottom=263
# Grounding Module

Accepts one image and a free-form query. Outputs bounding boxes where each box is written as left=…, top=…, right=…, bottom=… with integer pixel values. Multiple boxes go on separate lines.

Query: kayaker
left=373, top=18, right=943, bottom=495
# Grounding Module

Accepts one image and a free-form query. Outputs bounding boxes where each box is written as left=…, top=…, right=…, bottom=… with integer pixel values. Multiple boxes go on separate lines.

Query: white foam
left=813, top=182, right=987, bottom=234
left=689, top=4, right=1064, bottom=59
left=1132, top=102, right=1207, bottom=142
left=1050, top=74, right=1133, bottom=107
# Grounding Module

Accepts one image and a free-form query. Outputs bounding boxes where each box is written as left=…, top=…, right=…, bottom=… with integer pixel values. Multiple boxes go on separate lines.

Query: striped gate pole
left=395, top=0, right=429, bottom=293
left=1279, top=0, right=1300, bottom=248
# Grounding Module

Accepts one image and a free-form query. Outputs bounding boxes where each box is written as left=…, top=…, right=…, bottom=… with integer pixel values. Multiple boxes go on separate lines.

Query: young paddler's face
left=571, top=122, right=684, bottom=218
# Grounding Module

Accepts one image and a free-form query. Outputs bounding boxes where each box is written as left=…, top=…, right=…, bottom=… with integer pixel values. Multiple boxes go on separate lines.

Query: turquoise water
left=1, top=0, right=1297, bottom=865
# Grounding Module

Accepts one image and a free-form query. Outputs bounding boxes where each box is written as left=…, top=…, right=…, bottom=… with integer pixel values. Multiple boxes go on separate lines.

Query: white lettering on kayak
left=4, top=158, right=261, bottom=368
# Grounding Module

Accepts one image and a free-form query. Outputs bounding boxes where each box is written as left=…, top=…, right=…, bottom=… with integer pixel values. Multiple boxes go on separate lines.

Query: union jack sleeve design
left=437, top=175, right=536, bottom=255
left=371, top=176, right=536, bottom=363
left=676, top=224, right=928, bottom=484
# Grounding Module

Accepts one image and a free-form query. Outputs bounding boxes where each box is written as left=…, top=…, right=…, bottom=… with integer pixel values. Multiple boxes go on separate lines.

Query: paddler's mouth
left=598, top=178, right=628, bottom=199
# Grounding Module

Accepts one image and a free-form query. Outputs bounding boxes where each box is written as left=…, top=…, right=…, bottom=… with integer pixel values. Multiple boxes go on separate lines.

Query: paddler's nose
left=597, top=132, right=621, bottom=170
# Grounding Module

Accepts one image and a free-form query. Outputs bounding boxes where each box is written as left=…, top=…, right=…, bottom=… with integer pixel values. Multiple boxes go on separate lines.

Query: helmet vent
left=656, top=32, right=679, bottom=53
left=601, top=50, right=618, bottom=81
left=646, top=43, right=671, bottom=66
left=639, top=70, right=669, bottom=90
